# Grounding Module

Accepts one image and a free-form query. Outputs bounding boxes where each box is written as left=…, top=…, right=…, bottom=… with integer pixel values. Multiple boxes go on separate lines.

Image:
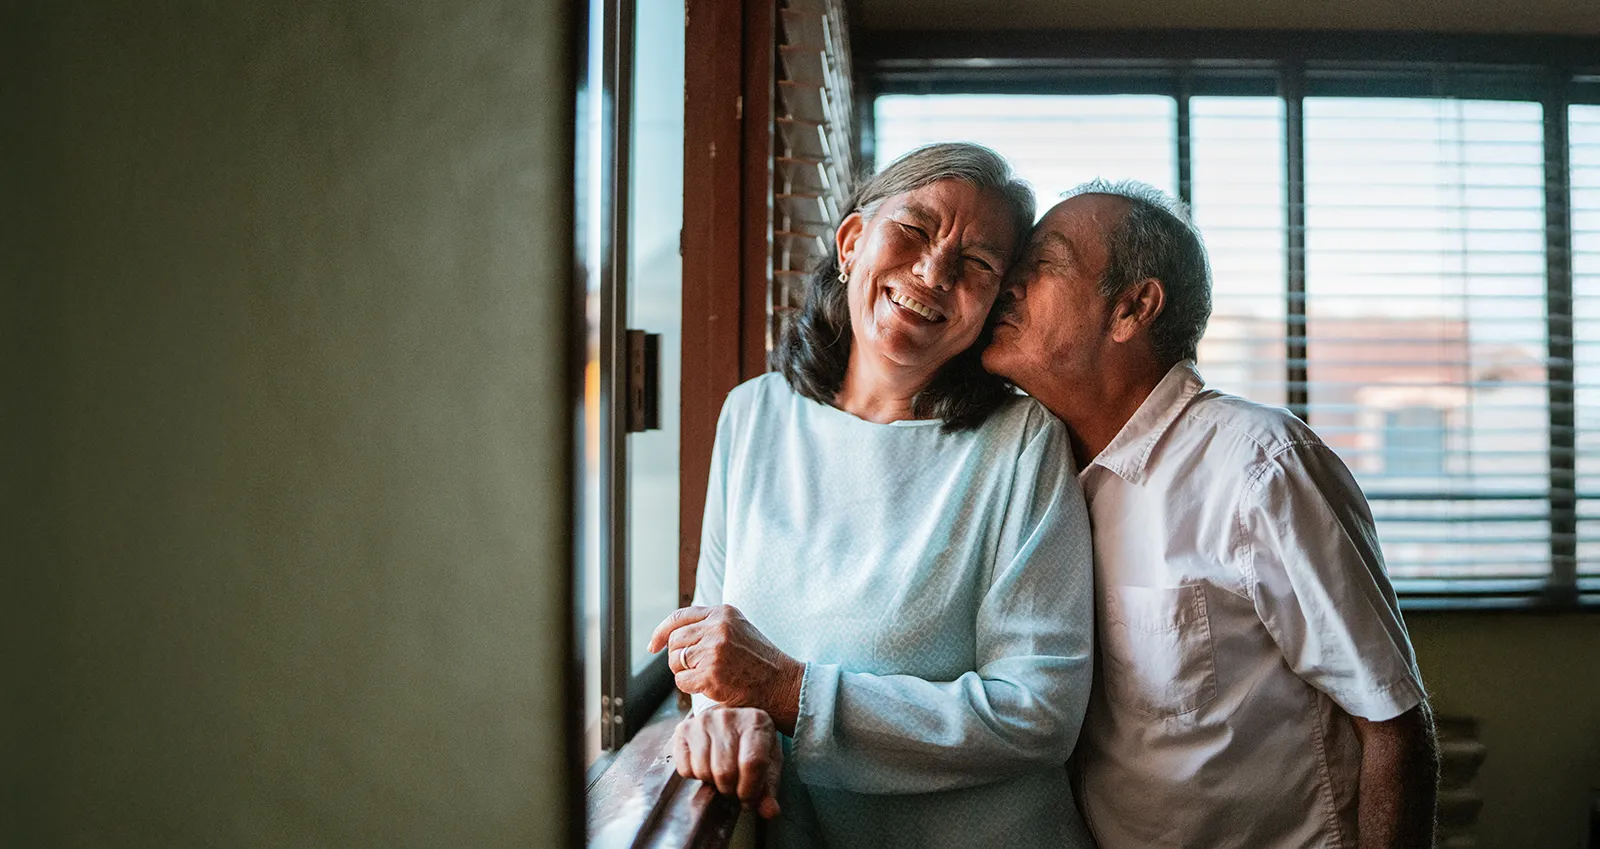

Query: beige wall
left=4, top=2, right=577, bottom=846
left=1409, top=612, right=1600, bottom=849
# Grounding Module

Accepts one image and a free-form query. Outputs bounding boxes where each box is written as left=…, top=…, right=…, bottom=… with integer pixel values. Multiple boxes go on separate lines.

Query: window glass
left=1303, top=97, right=1549, bottom=585
left=1571, top=103, right=1600, bottom=582
left=626, top=0, right=685, bottom=674
left=874, top=94, right=1179, bottom=213
left=1191, top=96, right=1287, bottom=405
left=578, top=0, right=605, bottom=766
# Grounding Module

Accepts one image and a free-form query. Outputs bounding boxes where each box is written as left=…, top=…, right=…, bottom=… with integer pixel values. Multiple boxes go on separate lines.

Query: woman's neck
left=833, top=347, right=936, bottom=424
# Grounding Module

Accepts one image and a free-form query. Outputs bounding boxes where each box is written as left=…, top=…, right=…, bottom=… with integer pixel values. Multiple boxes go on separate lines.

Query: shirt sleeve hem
left=790, top=661, right=838, bottom=780
left=1322, top=675, right=1425, bottom=722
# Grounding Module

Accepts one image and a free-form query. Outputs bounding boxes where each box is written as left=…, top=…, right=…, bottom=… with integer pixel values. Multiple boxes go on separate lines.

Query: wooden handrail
left=588, top=701, right=743, bottom=849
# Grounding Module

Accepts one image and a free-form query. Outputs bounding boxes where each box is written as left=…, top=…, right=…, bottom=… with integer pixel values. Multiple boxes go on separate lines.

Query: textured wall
left=5, top=2, right=576, bottom=846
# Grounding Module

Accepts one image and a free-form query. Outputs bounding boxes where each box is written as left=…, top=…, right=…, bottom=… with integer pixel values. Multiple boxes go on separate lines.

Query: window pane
left=578, top=0, right=604, bottom=766
left=874, top=94, right=1179, bottom=212
left=627, top=0, right=685, bottom=675
left=1191, top=96, right=1287, bottom=405
left=1572, top=104, right=1600, bottom=580
left=1303, top=98, right=1550, bottom=585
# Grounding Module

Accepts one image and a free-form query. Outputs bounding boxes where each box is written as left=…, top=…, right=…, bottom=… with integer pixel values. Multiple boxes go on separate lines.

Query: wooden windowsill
left=588, top=698, right=742, bottom=849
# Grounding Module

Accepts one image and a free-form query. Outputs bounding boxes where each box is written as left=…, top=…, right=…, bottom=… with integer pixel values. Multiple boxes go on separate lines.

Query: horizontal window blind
left=1191, top=96, right=1288, bottom=406
left=1302, top=97, right=1553, bottom=597
left=774, top=0, right=855, bottom=345
left=1572, top=104, right=1600, bottom=599
left=873, top=94, right=1178, bottom=212
left=873, top=80, right=1596, bottom=606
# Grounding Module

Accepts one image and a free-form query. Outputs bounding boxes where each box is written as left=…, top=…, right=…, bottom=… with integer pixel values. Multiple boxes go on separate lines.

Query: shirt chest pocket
left=1100, top=584, right=1219, bottom=719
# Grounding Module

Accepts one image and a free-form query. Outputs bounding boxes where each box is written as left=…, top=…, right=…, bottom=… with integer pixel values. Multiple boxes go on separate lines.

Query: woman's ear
left=1110, top=278, right=1166, bottom=344
left=834, top=210, right=865, bottom=272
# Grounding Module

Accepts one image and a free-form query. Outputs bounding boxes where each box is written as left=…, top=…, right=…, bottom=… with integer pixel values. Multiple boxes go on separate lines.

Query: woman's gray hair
left=1063, top=178, right=1213, bottom=366
left=773, top=142, right=1035, bottom=431
left=852, top=144, right=1036, bottom=243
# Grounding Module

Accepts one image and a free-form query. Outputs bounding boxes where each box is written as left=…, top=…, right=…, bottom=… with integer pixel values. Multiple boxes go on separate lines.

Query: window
left=577, top=0, right=684, bottom=770
left=1574, top=103, right=1600, bottom=596
left=870, top=64, right=1599, bottom=608
left=1382, top=407, right=1450, bottom=477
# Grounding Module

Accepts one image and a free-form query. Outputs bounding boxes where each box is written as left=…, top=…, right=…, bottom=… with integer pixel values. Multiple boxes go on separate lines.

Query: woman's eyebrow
left=967, top=240, right=1008, bottom=261
left=894, top=200, right=1007, bottom=260
left=894, top=201, right=938, bottom=225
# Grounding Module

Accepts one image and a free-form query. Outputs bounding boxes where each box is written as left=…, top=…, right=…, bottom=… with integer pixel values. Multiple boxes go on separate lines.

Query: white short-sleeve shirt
left=1075, top=361, right=1425, bottom=849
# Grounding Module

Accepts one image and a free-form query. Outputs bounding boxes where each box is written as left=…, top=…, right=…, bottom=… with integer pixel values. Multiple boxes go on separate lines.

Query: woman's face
left=837, top=179, right=1017, bottom=377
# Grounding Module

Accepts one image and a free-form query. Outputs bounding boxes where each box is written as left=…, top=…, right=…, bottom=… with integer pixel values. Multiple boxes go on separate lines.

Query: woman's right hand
left=672, top=706, right=784, bottom=819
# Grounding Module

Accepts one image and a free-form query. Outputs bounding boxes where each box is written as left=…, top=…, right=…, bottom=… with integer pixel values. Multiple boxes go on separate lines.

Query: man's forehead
left=1032, top=194, right=1129, bottom=248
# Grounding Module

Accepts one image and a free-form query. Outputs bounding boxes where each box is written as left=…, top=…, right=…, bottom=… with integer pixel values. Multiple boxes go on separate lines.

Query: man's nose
left=1002, top=276, right=1028, bottom=302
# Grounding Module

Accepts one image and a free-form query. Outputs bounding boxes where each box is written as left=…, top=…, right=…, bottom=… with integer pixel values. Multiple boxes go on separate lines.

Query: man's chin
left=979, top=341, right=1017, bottom=382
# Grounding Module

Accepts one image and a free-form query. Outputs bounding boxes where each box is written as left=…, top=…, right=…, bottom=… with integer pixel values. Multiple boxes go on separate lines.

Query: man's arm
left=1350, top=702, right=1439, bottom=849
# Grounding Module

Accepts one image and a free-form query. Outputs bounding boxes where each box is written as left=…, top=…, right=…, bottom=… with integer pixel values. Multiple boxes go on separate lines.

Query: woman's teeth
left=889, top=291, right=944, bottom=321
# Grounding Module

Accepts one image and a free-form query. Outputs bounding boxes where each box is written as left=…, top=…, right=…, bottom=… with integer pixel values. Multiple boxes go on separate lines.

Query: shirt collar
left=1083, top=359, right=1205, bottom=486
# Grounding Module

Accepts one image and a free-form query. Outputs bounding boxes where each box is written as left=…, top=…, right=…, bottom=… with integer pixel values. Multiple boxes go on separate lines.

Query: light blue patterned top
left=693, top=373, right=1096, bottom=848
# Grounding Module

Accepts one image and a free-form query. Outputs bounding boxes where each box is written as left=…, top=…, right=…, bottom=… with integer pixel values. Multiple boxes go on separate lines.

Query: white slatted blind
left=1191, top=96, right=1288, bottom=406
left=873, top=95, right=1178, bottom=213
left=872, top=88, right=1591, bottom=602
left=1572, top=103, right=1600, bottom=596
left=1302, top=98, right=1551, bottom=592
left=773, top=0, right=854, bottom=342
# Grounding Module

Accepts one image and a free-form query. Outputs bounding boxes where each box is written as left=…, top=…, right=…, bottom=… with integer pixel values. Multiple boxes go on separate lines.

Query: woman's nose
left=913, top=247, right=958, bottom=291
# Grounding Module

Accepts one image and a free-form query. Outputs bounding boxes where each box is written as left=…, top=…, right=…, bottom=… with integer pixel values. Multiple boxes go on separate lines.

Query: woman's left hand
left=648, top=604, right=805, bottom=734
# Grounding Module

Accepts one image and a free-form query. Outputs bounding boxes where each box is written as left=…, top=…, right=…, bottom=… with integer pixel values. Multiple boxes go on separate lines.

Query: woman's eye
left=965, top=256, right=995, bottom=273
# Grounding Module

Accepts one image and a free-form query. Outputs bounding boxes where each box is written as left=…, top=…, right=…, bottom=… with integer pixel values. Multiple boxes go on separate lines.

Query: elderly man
left=982, top=180, right=1439, bottom=849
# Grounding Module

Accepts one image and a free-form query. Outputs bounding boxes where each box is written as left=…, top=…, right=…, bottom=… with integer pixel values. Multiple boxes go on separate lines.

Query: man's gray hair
left=1063, top=178, right=1213, bottom=366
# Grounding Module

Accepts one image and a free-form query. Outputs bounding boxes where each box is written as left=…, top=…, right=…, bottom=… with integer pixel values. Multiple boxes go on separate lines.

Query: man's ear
left=835, top=210, right=865, bottom=272
left=1110, top=278, right=1165, bottom=344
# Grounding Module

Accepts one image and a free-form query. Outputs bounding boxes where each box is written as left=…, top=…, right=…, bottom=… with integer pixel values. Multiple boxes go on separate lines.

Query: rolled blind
left=1301, top=97, right=1553, bottom=597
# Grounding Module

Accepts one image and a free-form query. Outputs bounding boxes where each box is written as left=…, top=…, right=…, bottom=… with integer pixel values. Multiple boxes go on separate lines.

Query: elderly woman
left=647, top=143, right=1094, bottom=847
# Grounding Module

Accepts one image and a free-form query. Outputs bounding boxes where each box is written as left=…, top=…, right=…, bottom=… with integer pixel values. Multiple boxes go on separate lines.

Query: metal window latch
left=625, top=329, right=660, bottom=433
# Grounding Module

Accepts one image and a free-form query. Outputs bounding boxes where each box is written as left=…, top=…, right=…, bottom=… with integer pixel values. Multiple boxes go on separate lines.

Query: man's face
left=982, top=194, right=1130, bottom=397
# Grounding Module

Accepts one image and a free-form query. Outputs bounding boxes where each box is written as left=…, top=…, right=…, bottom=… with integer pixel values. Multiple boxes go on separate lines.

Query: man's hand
left=648, top=605, right=805, bottom=734
left=1351, top=702, right=1439, bottom=849
left=673, top=707, right=784, bottom=819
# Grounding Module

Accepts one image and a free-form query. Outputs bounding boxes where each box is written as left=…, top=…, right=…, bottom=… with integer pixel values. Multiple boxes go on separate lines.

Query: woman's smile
left=886, top=287, right=947, bottom=322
